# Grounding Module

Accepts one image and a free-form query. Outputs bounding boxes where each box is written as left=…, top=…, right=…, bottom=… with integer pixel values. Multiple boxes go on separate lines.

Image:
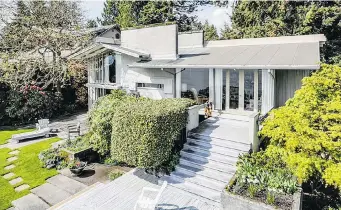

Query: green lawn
left=0, top=137, right=60, bottom=210
left=0, top=128, right=36, bottom=145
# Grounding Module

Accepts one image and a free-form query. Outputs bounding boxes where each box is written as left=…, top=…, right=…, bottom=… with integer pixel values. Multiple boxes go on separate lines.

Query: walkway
left=51, top=169, right=220, bottom=210
left=0, top=112, right=88, bottom=150
left=11, top=174, right=87, bottom=210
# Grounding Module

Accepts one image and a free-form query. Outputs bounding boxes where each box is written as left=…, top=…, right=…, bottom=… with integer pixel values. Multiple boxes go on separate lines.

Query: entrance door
left=223, top=69, right=260, bottom=112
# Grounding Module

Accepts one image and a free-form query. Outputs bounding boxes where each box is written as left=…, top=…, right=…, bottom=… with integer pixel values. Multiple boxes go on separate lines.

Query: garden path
left=0, top=112, right=88, bottom=150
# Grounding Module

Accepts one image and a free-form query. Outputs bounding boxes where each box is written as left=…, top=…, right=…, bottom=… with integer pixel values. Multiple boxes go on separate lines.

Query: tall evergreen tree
left=202, top=20, right=219, bottom=41
left=222, top=0, right=341, bottom=65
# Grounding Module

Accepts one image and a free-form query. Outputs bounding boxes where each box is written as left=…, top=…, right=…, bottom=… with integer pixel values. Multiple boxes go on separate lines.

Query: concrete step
left=171, top=169, right=227, bottom=191
left=31, top=183, right=72, bottom=206
left=47, top=175, right=87, bottom=195
left=188, top=133, right=251, bottom=151
left=184, top=142, right=242, bottom=158
left=187, top=136, right=251, bottom=152
left=50, top=182, right=105, bottom=210
left=161, top=175, right=221, bottom=203
left=181, top=147, right=239, bottom=165
left=176, top=163, right=233, bottom=182
left=12, top=193, right=50, bottom=210
left=179, top=154, right=236, bottom=174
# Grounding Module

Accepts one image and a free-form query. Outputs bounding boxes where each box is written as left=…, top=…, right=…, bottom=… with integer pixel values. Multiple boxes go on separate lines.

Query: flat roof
left=129, top=41, right=322, bottom=70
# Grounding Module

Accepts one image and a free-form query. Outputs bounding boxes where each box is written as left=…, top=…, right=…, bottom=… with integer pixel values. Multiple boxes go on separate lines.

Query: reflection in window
left=108, top=55, right=116, bottom=83
left=137, top=83, right=164, bottom=89
left=229, top=71, right=239, bottom=109
left=244, top=70, right=254, bottom=111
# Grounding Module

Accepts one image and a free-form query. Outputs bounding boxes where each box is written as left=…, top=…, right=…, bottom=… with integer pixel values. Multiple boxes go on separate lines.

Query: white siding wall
left=178, top=31, right=204, bottom=49
left=261, top=70, right=275, bottom=114
left=275, top=70, right=310, bottom=107
left=120, top=54, right=175, bottom=99
left=121, top=25, right=178, bottom=60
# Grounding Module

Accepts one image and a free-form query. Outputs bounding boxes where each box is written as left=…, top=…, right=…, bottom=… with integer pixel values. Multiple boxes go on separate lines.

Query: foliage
left=67, top=61, right=88, bottom=108
left=87, top=90, right=139, bottom=156
left=233, top=152, right=298, bottom=195
left=108, top=171, right=123, bottom=180
left=38, top=147, right=69, bottom=170
left=0, top=138, right=59, bottom=210
left=260, top=64, right=341, bottom=190
left=0, top=0, right=89, bottom=91
left=86, top=19, right=98, bottom=28
left=110, top=97, right=195, bottom=169
left=67, top=158, right=86, bottom=169
left=266, top=191, right=276, bottom=205
left=0, top=128, right=35, bottom=145
left=222, top=0, right=341, bottom=66
left=98, top=0, right=219, bottom=31
left=5, top=85, right=62, bottom=125
left=202, top=20, right=219, bottom=41
left=64, top=136, right=91, bottom=153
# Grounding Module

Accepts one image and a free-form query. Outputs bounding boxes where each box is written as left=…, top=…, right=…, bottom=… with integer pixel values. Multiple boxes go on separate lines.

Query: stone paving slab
left=5, top=164, right=15, bottom=170
left=15, top=184, right=30, bottom=192
left=9, top=177, right=23, bottom=185
left=9, top=150, right=20, bottom=155
left=3, top=172, right=15, bottom=179
left=31, top=183, right=72, bottom=206
left=47, top=174, right=87, bottom=195
left=12, top=193, right=50, bottom=210
left=7, top=156, right=18, bottom=162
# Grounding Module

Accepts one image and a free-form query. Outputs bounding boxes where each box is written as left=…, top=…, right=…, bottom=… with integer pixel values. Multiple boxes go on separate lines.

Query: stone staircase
left=162, top=115, right=251, bottom=205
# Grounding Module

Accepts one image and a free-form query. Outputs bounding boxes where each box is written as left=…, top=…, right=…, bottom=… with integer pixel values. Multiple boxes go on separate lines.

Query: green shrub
left=108, top=171, right=124, bottom=180
left=259, top=64, right=341, bottom=189
left=234, top=152, right=298, bottom=195
left=87, top=90, right=140, bottom=156
left=110, top=98, right=195, bottom=168
left=5, top=85, right=62, bottom=124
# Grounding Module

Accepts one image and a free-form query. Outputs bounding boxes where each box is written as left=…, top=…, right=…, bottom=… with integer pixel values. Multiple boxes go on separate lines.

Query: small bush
left=108, top=171, right=124, bottom=180
left=110, top=98, right=195, bottom=169
left=234, top=152, right=298, bottom=195
left=5, top=85, right=62, bottom=124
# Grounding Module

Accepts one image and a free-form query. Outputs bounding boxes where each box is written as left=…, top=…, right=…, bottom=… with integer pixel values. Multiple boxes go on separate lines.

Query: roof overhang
left=129, top=41, right=323, bottom=70
left=68, top=43, right=150, bottom=60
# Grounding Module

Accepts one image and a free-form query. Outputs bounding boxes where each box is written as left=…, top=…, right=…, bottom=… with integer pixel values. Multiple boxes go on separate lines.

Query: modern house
left=69, top=24, right=326, bottom=117
left=60, top=24, right=327, bottom=207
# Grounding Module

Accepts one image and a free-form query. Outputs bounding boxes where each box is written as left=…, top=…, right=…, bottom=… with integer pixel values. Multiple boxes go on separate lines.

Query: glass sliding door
left=244, top=70, right=254, bottom=111
left=229, top=70, right=239, bottom=109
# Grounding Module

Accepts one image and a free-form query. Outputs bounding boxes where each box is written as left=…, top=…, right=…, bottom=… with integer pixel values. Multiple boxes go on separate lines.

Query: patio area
left=52, top=168, right=221, bottom=210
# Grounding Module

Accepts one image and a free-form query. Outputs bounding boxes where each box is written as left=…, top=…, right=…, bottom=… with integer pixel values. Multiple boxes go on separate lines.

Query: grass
left=0, top=128, right=36, bottom=145
left=0, top=137, right=60, bottom=210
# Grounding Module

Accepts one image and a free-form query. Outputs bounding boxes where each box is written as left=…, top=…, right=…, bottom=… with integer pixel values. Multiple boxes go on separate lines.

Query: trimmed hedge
left=110, top=98, right=195, bottom=168
left=87, top=90, right=140, bottom=156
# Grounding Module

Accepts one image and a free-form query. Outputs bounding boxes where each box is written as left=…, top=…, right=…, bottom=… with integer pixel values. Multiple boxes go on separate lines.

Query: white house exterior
left=69, top=24, right=326, bottom=117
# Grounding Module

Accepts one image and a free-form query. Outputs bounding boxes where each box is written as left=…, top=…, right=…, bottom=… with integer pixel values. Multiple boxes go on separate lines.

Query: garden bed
left=223, top=176, right=302, bottom=210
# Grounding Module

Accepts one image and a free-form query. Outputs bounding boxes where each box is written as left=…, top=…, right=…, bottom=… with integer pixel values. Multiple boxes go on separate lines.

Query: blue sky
left=81, top=1, right=231, bottom=32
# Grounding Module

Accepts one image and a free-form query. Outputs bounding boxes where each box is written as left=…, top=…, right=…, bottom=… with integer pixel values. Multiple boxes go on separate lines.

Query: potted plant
left=68, top=158, right=87, bottom=176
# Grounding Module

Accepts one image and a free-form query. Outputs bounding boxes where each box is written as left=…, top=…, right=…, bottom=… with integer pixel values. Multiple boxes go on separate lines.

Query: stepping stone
left=12, top=193, right=50, bottom=210
left=31, top=183, right=72, bottom=206
left=9, top=150, right=19, bottom=155
left=15, top=184, right=30, bottom=192
left=5, top=164, right=15, bottom=170
left=9, top=177, right=23, bottom=185
left=3, top=172, right=15, bottom=179
left=47, top=174, right=87, bottom=194
left=7, top=156, right=18, bottom=162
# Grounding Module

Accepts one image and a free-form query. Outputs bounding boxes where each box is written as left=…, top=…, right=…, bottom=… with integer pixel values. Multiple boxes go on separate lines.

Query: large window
left=108, top=55, right=116, bottom=83
left=137, top=83, right=164, bottom=89
left=89, top=53, right=116, bottom=84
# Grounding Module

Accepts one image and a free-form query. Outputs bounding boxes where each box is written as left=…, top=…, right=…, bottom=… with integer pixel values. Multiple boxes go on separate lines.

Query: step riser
left=170, top=171, right=226, bottom=192
left=183, top=143, right=242, bottom=158
left=179, top=155, right=237, bottom=174
left=181, top=149, right=239, bottom=165
left=187, top=137, right=250, bottom=153
left=188, top=132, right=251, bottom=147
left=176, top=165, right=232, bottom=183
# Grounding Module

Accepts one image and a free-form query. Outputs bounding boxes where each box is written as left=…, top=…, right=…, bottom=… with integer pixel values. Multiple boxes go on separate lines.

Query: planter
left=221, top=188, right=303, bottom=210
left=62, top=147, right=95, bottom=162
left=69, top=162, right=87, bottom=176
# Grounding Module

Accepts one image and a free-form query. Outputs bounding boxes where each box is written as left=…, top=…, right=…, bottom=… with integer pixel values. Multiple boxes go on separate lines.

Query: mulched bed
left=229, top=184, right=294, bottom=210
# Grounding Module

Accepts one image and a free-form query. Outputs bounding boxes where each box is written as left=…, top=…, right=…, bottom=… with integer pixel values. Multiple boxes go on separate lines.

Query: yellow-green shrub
left=110, top=98, right=195, bottom=168
left=260, top=64, right=341, bottom=189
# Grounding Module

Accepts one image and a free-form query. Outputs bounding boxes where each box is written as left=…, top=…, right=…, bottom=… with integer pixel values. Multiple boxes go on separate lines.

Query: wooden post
left=238, top=70, right=244, bottom=110
left=254, top=70, right=259, bottom=112
left=225, top=70, right=230, bottom=110
left=176, top=68, right=182, bottom=98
